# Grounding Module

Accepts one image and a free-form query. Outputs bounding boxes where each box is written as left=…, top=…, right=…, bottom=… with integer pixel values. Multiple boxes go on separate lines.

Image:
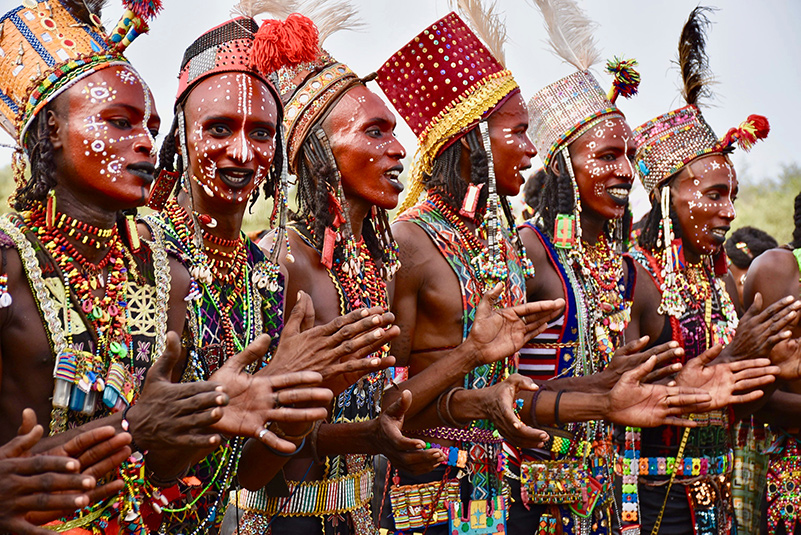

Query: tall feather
left=676, top=6, right=715, bottom=107
left=293, top=0, right=364, bottom=45
left=63, top=0, right=109, bottom=26
left=528, top=0, right=601, bottom=71
left=450, top=0, right=508, bottom=66
left=231, top=0, right=301, bottom=20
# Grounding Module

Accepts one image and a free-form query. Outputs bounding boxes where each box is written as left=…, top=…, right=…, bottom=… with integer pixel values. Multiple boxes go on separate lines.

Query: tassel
left=122, top=0, right=163, bottom=20
left=554, top=214, right=576, bottom=249
left=718, top=114, right=770, bottom=152
left=606, top=57, right=641, bottom=103
left=250, top=14, right=319, bottom=74
left=126, top=213, right=141, bottom=252
left=46, top=190, right=56, bottom=228
left=146, top=169, right=179, bottom=210
left=459, top=183, right=484, bottom=219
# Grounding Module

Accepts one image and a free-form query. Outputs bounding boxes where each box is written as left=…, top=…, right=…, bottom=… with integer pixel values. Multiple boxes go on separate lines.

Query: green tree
left=733, top=164, right=801, bottom=245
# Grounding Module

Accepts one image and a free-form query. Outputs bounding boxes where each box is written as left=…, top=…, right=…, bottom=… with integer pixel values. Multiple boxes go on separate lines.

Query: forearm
left=754, top=388, right=801, bottom=428
left=531, top=390, right=611, bottom=426
left=546, top=374, right=607, bottom=394
left=386, top=341, right=481, bottom=419
left=238, top=438, right=298, bottom=490
left=316, top=420, right=378, bottom=457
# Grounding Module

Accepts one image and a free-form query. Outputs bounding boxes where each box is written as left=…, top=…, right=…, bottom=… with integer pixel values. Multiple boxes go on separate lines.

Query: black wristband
left=121, top=404, right=141, bottom=452
left=529, top=384, right=548, bottom=429
left=554, top=390, right=565, bottom=428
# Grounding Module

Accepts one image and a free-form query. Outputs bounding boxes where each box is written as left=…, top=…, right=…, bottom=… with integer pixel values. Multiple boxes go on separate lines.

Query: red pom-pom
left=123, top=0, right=163, bottom=20
left=746, top=114, right=770, bottom=141
left=250, top=13, right=320, bottom=75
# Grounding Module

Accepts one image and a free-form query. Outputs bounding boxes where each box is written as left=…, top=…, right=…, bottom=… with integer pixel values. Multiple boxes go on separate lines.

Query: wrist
left=454, top=338, right=482, bottom=374
left=601, top=391, right=613, bottom=419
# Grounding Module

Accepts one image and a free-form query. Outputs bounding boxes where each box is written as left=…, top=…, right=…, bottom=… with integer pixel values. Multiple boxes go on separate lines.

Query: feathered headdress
left=526, top=0, right=639, bottom=166
left=450, top=0, right=508, bottom=66
left=634, top=6, right=769, bottom=195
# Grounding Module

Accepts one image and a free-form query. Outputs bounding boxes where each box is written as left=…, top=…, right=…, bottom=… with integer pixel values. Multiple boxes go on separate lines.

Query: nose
left=388, top=136, right=406, bottom=160
left=133, top=128, right=156, bottom=160
left=721, top=198, right=736, bottom=222
left=523, top=133, right=537, bottom=158
left=226, top=129, right=254, bottom=164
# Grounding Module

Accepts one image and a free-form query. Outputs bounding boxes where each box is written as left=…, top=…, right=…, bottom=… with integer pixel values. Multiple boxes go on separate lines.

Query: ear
left=549, top=157, right=561, bottom=176
left=459, top=135, right=472, bottom=155
left=46, top=110, right=63, bottom=150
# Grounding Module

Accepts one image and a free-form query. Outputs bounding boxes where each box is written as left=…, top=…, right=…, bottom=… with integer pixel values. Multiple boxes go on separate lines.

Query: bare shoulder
left=744, top=248, right=799, bottom=308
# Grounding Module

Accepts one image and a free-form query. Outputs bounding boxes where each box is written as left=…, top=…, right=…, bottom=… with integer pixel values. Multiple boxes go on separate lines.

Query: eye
left=149, top=129, right=160, bottom=138
left=707, top=192, right=721, bottom=200
left=109, top=117, right=131, bottom=129
left=251, top=128, right=274, bottom=142
left=208, top=124, right=231, bottom=137
left=366, top=127, right=382, bottom=138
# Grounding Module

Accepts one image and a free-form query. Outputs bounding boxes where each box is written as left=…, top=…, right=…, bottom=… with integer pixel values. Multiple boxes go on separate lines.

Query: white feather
left=230, top=0, right=301, bottom=19
left=449, top=0, right=508, bottom=66
left=295, top=0, right=365, bottom=45
left=528, top=0, right=601, bottom=71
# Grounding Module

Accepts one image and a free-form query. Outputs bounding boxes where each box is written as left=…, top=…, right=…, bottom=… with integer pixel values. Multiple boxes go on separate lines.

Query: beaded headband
left=0, top=0, right=158, bottom=145
left=279, top=51, right=360, bottom=174
left=375, top=12, right=518, bottom=213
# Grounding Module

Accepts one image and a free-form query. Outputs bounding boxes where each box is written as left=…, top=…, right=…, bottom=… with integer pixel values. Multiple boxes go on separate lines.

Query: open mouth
left=606, top=184, right=631, bottom=205
left=218, top=168, right=254, bottom=189
left=710, top=227, right=729, bottom=243
left=384, top=167, right=404, bottom=193
left=127, top=162, right=155, bottom=185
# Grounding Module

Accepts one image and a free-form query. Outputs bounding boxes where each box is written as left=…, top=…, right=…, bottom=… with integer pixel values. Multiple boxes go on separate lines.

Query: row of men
left=0, top=0, right=799, bottom=534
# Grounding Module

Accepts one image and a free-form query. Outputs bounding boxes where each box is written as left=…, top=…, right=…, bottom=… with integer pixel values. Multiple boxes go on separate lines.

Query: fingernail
left=371, top=358, right=380, bottom=365
left=361, top=309, right=369, bottom=317
left=82, top=477, right=94, bottom=489
left=66, top=460, right=78, bottom=471
left=75, top=496, right=89, bottom=507
left=374, top=329, right=383, bottom=338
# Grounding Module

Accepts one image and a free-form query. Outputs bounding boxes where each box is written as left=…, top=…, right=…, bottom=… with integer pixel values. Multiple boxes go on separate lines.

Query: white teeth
left=607, top=187, right=629, bottom=199
left=385, top=169, right=401, bottom=181
left=711, top=229, right=727, bottom=237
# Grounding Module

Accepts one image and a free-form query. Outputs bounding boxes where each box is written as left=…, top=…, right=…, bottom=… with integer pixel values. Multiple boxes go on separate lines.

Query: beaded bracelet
left=120, top=404, right=141, bottom=452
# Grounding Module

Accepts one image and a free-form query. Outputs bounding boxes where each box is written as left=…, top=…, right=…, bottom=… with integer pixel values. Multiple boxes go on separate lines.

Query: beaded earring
left=557, top=146, right=583, bottom=261
left=45, top=190, right=57, bottom=228
left=474, top=121, right=508, bottom=288
left=257, top=124, right=292, bottom=293
left=657, top=185, right=685, bottom=317
left=313, top=128, right=361, bottom=277
left=371, top=205, right=400, bottom=281
left=176, top=107, right=212, bottom=286
left=124, top=211, right=141, bottom=252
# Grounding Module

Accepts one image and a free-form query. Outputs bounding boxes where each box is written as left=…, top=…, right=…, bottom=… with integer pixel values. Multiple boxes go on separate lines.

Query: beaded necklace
left=26, top=204, right=136, bottom=415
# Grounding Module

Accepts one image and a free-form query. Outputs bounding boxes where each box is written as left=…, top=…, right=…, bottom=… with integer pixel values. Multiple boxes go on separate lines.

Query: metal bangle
left=271, top=421, right=315, bottom=441
left=267, top=436, right=306, bottom=458
left=554, top=390, right=565, bottom=428
left=442, top=387, right=469, bottom=428
left=529, top=384, right=548, bottom=429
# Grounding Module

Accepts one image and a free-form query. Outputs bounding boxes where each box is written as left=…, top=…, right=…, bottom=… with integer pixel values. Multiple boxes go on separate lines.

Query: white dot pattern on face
left=685, top=160, right=736, bottom=236
left=81, top=70, right=154, bottom=182
left=579, top=120, right=634, bottom=194
left=191, top=73, right=273, bottom=202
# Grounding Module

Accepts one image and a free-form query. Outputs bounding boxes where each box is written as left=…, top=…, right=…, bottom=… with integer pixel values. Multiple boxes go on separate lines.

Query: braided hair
left=14, top=104, right=58, bottom=211
left=791, top=190, right=801, bottom=249
left=291, top=123, right=387, bottom=265
left=724, top=226, right=778, bottom=269
left=535, top=150, right=632, bottom=244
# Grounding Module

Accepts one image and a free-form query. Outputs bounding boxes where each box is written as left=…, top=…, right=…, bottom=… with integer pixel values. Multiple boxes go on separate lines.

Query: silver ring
left=258, top=428, right=268, bottom=440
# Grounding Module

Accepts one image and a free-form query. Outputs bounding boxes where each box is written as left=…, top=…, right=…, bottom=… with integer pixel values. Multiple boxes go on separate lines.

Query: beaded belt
left=238, top=466, right=373, bottom=516
left=615, top=451, right=732, bottom=478
left=410, top=426, right=503, bottom=444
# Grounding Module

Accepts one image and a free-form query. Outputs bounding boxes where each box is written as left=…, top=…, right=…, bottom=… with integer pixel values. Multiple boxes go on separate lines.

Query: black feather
left=675, top=6, right=716, bottom=107
left=62, top=0, right=109, bottom=27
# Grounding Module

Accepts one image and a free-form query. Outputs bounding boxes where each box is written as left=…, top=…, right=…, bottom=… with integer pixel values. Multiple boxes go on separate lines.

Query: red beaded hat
left=375, top=12, right=518, bottom=212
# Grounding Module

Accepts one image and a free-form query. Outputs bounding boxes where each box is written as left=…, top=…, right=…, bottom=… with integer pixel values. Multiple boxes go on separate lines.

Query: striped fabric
left=518, top=315, right=565, bottom=381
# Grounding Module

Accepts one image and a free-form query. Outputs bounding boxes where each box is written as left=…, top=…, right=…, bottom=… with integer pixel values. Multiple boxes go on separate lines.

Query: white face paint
left=184, top=72, right=278, bottom=205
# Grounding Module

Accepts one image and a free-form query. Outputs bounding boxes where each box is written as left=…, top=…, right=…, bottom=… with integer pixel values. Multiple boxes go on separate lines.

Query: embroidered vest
left=143, top=212, right=285, bottom=534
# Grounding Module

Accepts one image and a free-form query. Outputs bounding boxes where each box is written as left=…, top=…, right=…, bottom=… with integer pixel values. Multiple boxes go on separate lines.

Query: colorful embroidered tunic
left=237, top=222, right=386, bottom=535
left=515, top=223, right=634, bottom=535
left=395, top=197, right=526, bottom=503
left=143, top=211, right=285, bottom=534
left=0, top=211, right=170, bottom=532
left=626, top=245, right=738, bottom=535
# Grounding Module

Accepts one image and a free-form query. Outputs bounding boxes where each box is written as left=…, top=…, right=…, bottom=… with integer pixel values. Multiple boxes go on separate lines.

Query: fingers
left=661, top=416, right=699, bottom=427
left=1, top=422, right=44, bottom=460
left=478, top=283, right=504, bottom=311
left=176, top=389, right=229, bottom=417
left=18, top=408, right=38, bottom=436
left=643, top=362, right=682, bottom=384
left=334, top=320, right=399, bottom=361
left=695, top=345, right=724, bottom=367
left=392, top=449, right=446, bottom=475
left=6, top=518, right=67, bottom=535
left=253, top=428, right=302, bottom=453
left=386, top=389, right=413, bottom=419
left=12, top=470, right=96, bottom=496
left=624, top=355, right=658, bottom=383
left=283, top=290, right=311, bottom=335
left=326, top=355, right=396, bottom=383
left=742, top=292, right=764, bottom=320
left=71, top=431, right=132, bottom=479
left=5, top=455, right=82, bottom=476
left=730, top=375, right=776, bottom=392
left=226, top=334, right=272, bottom=374
left=263, top=407, right=329, bottom=423
left=81, top=444, right=132, bottom=481
left=13, top=486, right=92, bottom=511
left=61, top=426, right=117, bottom=459
left=83, top=479, right=126, bottom=508
left=268, top=371, right=325, bottom=391
left=274, top=387, right=333, bottom=407
left=727, top=358, right=776, bottom=373
left=323, top=306, right=387, bottom=338
left=148, top=331, right=183, bottom=383
left=613, top=336, right=650, bottom=358
left=728, top=390, right=768, bottom=405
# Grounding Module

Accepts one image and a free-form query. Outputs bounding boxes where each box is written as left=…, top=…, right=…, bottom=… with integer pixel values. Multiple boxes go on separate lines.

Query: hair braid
left=14, top=106, right=58, bottom=211
left=791, top=191, right=801, bottom=249
left=535, top=151, right=574, bottom=237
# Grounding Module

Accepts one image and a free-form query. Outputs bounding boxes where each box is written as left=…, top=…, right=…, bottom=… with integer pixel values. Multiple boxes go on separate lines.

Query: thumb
left=228, top=334, right=272, bottom=373
left=697, top=344, right=723, bottom=366
left=627, top=355, right=657, bottom=383
left=283, top=291, right=307, bottom=335
left=478, top=283, right=503, bottom=312
left=745, top=292, right=763, bottom=318
left=298, top=291, right=316, bottom=332
left=18, top=407, right=38, bottom=436
left=148, top=331, right=182, bottom=383
left=385, top=390, right=412, bottom=420
left=615, top=336, right=649, bottom=357
left=4, top=419, right=44, bottom=459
